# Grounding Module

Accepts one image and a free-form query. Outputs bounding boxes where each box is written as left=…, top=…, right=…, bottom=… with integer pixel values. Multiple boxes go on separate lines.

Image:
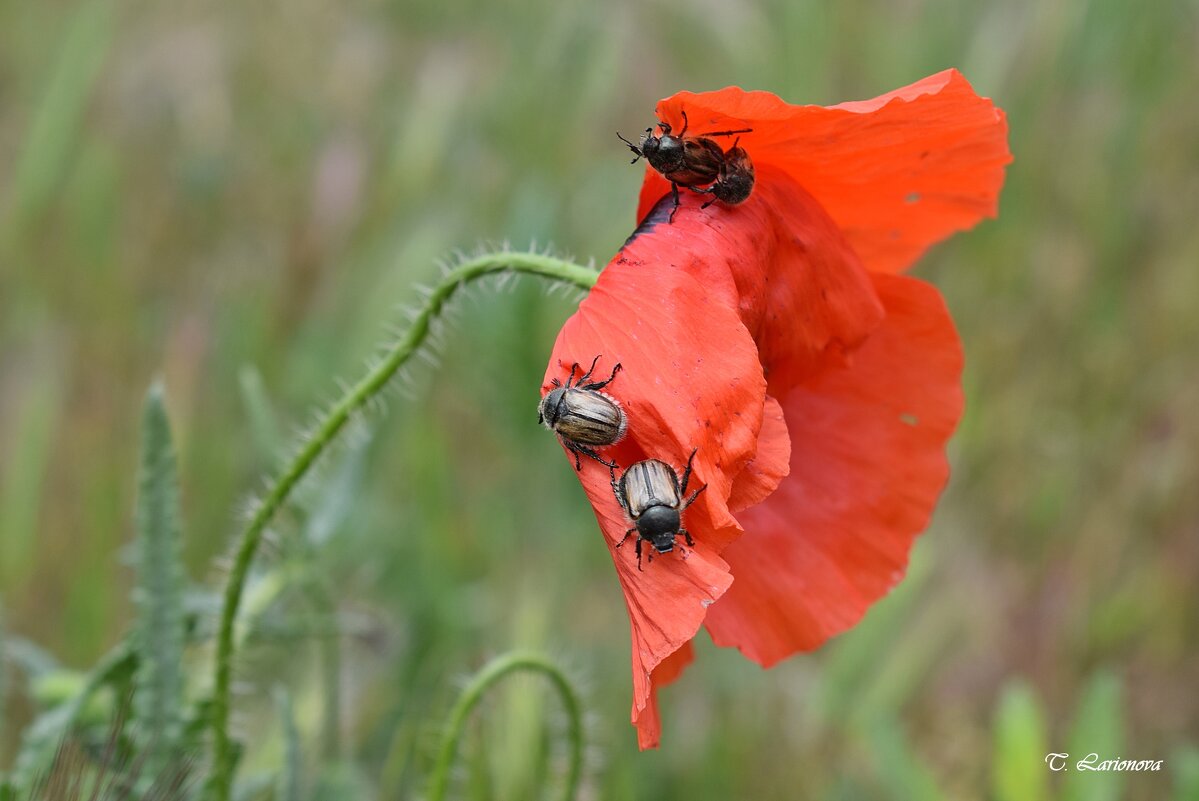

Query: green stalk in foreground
left=206, top=253, right=598, bottom=801
left=427, top=651, right=585, bottom=801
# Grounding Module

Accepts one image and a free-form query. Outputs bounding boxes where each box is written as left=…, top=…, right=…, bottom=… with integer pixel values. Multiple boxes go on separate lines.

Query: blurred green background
left=2, top=0, right=1198, bottom=798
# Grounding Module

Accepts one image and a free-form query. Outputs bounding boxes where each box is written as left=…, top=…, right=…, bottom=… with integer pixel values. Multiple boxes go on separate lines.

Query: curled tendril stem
left=206, top=253, right=597, bottom=801
left=427, top=651, right=585, bottom=801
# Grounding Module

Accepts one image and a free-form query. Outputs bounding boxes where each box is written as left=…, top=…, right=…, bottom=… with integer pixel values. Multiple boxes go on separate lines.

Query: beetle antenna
left=678, top=109, right=689, bottom=136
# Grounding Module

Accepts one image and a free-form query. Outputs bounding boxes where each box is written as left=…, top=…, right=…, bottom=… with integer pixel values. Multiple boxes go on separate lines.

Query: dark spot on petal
left=900, top=413, right=920, bottom=426
left=905, top=192, right=921, bottom=204
left=622, top=194, right=675, bottom=248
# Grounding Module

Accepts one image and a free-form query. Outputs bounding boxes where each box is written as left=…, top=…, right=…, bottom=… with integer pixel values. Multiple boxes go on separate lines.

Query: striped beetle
left=539, top=355, right=626, bottom=470
left=611, top=448, right=707, bottom=570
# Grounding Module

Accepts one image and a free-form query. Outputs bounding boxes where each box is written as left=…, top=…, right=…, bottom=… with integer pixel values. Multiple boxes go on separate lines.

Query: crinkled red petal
left=543, top=261, right=773, bottom=739
left=637, top=69, right=1012, bottom=275
left=625, top=165, right=885, bottom=392
left=632, top=639, right=695, bottom=749
left=727, top=394, right=788, bottom=513
left=703, top=273, right=964, bottom=665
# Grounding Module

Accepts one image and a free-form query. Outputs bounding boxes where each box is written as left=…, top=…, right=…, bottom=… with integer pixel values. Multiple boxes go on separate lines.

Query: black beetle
left=539, top=355, right=626, bottom=470
left=701, top=139, right=755, bottom=208
left=611, top=448, right=707, bottom=571
left=617, top=110, right=753, bottom=220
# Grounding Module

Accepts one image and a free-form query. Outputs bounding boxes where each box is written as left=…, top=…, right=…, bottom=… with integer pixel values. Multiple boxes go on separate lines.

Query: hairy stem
left=427, top=651, right=585, bottom=801
left=206, top=253, right=597, bottom=801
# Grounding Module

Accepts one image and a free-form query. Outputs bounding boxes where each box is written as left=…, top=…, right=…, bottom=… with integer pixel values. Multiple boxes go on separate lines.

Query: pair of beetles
left=538, top=356, right=705, bottom=572
left=538, top=113, right=757, bottom=570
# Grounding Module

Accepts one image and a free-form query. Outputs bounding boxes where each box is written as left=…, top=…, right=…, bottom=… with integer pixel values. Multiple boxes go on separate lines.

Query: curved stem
left=426, top=651, right=584, bottom=801
left=206, top=253, right=596, bottom=801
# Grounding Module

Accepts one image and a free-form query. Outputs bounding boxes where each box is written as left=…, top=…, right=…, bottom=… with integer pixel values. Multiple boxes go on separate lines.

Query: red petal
left=544, top=261, right=768, bottom=729
left=638, top=69, right=1011, bottom=275
left=727, top=394, right=788, bottom=513
left=704, top=272, right=964, bottom=665
left=632, top=639, right=695, bottom=750
left=625, top=165, right=885, bottom=392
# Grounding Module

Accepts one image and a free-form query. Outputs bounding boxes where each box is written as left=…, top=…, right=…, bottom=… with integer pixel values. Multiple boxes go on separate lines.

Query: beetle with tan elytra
left=538, top=355, right=626, bottom=470
left=610, top=449, right=707, bottom=570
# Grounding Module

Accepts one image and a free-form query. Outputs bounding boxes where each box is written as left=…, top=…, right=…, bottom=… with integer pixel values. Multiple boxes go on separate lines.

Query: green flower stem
left=427, top=651, right=585, bottom=801
left=206, top=253, right=597, bottom=801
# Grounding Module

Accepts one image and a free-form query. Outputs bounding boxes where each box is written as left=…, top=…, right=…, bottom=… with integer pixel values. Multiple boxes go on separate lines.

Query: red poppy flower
left=542, top=69, right=1010, bottom=748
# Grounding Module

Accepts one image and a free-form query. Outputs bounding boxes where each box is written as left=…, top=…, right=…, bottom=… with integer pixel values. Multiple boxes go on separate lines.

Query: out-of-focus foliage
left=1, top=0, right=1197, bottom=798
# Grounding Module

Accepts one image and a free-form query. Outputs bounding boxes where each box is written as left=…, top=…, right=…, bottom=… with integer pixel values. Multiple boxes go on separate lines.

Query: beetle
left=539, top=355, right=626, bottom=470
left=617, top=110, right=753, bottom=220
left=610, top=448, right=707, bottom=571
left=700, top=139, right=755, bottom=208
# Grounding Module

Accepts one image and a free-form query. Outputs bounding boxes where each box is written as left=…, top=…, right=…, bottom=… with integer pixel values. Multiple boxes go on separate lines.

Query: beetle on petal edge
left=611, top=449, right=707, bottom=571
left=701, top=138, right=754, bottom=208
left=618, top=110, right=753, bottom=220
left=539, top=355, right=626, bottom=470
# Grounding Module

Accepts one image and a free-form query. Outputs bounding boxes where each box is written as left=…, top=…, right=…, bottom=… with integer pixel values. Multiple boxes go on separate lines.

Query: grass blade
left=3, top=0, right=113, bottom=241
left=992, top=680, right=1049, bottom=801
left=1062, top=670, right=1124, bottom=801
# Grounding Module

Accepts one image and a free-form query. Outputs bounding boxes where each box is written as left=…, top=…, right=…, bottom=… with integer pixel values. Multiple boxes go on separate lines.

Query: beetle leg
left=610, top=465, right=626, bottom=510
left=681, top=528, right=695, bottom=547
left=616, top=131, right=642, bottom=162
left=576, top=354, right=601, bottom=385
left=568, top=443, right=615, bottom=470
left=678, top=109, right=689, bottom=137
left=583, top=362, right=622, bottom=391
left=635, top=539, right=643, bottom=572
left=565, top=362, right=581, bottom=388
left=680, top=447, right=699, bottom=494
left=617, top=528, right=635, bottom=549
left=573, top=451, right=581, bottom=471
left=682, top=483, right=707, bottom=510
left=701, top=127, right=753, bottom=138
left=668, top=182, right=681, bottom=223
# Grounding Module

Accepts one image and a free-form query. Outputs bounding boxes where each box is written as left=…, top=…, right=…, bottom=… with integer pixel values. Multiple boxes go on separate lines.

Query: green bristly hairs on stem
left=205, top=252, right=597, bottom=801
left=427, top=651, right=585, bottom=801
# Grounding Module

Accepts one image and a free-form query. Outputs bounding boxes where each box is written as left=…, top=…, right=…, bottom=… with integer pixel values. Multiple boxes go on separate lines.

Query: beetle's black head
left=640, top=127, right=685, bottom=174
left=635, top=505, right=681, bottom=552
left=538, top=388, right=566, bottom=428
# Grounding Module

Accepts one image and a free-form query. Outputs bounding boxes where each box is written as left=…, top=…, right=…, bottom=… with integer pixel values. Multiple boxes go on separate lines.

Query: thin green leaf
left=132, top=382, right=187, bottom=774
left=7, top=643, right=135, bottom=793
left=865, top=715, right=945, bottom=801
left=992, top=681, right=1049, bottom=801
left=1171, top=745, right=1199, bottom=801
left=238, top=366, right=283, bottom=466
left=274, top=688, right=303, bottom=801
left=0, top=373, right=62, bottom=591
left=1, top=632, right=62, bottom=681
left=1062, top=670, right=1124, bottom=801
left=3, top=0, right=113, bottom=240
